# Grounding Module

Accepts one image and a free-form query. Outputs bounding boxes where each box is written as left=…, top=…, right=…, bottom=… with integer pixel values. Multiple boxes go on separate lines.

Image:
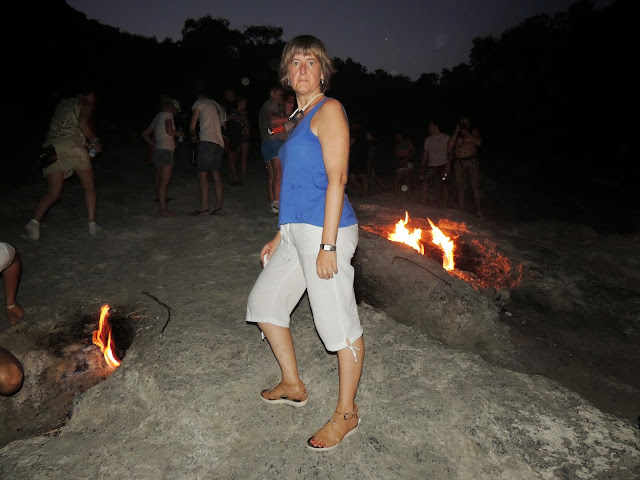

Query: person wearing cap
left=142, top=95, right=182, bottom=216
left=24, top=85, right=104, bottom=243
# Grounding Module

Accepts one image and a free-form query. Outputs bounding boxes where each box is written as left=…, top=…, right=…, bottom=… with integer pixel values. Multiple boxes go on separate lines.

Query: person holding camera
left=24, top=85, right=103, bottom=243
left=448, top=115, right=483, bottom=219
left=246, top=35, right=364, bottom=452
left=419, top=120, right=451, bottom=208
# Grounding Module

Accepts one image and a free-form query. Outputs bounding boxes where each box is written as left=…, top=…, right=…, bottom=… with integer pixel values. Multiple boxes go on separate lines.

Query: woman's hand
left=260, top=232, right=281, bottom=267
left=317, top=250, right=338, bottom=279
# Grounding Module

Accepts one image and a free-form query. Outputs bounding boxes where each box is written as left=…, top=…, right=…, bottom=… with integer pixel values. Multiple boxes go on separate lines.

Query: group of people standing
left=143, top=89, right=251, bottom=218
left=393, top=116, right=483, bottom=218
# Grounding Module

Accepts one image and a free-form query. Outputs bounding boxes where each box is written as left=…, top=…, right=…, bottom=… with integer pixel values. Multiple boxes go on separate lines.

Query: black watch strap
left=320, top=243, right=336, bottom=251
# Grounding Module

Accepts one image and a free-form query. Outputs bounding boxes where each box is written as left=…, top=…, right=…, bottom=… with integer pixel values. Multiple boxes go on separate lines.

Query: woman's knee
left=0, top=350, right=24, bottom=396
left=47, top=189, right=64, bottom=202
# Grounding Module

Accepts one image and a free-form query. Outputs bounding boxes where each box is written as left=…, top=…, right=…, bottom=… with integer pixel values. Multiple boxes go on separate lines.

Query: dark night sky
left=67, top=0, right=612, bottom=80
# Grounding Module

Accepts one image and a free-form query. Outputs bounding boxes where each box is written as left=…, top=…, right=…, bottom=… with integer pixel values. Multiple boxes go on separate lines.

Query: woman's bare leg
left=257, top=322, right=302, bottom=385
left=239, top=142, right=249, bottom=183
left=336, top=336, right=364, bottom=413
left=308, top=336, right=365, bottom=449
left=33, top=171, right=65, bottom=222
left=155, top=165, right=174, bottom=213
left=75, top=168, right=97, bottom=222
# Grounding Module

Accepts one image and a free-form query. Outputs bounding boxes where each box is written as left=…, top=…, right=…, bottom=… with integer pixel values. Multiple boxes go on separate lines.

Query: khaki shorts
left=246, top=223, right=362, bottom=352
left=42, top=141, right=91, bottom=176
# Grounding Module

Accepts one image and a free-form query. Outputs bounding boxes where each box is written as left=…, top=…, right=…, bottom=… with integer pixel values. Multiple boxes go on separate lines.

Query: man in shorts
left=189, top=91, right=226, bottom=215
left=258, top=86, right=289, bottom=214
left=419, top=120, right=451, bottom=208
left=448, top=115, right=483, bottom=219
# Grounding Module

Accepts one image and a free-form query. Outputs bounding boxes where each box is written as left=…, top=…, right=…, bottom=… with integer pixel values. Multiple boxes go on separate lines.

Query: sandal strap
left=336, top=404, right=358, bottom=421
left=263, top=380, right=307, bottom=401
left=309, top=404, right=360, bottom=448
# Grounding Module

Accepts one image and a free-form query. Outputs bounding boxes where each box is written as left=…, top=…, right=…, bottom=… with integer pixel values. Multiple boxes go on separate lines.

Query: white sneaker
left=24, top=220, right=40, bottom=241
left=270, top=203, right=279, bottom=214
left=89, top=222, right=104, bottom=236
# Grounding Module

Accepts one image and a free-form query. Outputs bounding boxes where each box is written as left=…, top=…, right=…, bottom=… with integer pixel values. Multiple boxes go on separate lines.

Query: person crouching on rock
left=1, top=242, right=25, bottom=396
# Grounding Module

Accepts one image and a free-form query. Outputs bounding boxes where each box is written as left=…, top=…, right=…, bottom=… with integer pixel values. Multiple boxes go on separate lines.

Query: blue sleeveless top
left=278, top=98, right=358, bottom=228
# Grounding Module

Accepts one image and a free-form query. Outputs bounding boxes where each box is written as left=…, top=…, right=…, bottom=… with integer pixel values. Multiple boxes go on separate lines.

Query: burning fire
left=428, top=218, right=455, bottom=271
left=387, top=212, right=455, bottom=271
left=92, top=304, right=121, bottom=368
left=388, top=212, right=424, bottom=254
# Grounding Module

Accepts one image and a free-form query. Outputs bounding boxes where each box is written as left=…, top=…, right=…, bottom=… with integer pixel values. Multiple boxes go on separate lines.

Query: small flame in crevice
left=92, top=304, right=120, bottom=368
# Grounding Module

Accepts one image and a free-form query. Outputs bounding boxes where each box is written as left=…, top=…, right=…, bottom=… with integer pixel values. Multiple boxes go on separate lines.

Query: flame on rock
left=387, top=212, right=424, bottom=254
left=428, top=218, right=455, bottom=271
left=387, top=212, right=455, bottom=271
left=92, top=304, right=120, bottom=368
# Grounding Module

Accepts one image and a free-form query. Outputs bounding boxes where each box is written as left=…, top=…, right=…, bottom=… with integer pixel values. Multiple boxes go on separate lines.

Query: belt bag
left=38, top=145, right=58, bottom=168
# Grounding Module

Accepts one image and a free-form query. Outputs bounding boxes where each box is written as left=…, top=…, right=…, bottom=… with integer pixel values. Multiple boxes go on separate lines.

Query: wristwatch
left=320, top=243, right=336, bottom=251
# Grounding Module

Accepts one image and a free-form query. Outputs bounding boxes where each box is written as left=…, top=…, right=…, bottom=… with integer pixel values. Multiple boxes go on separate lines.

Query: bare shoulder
left=319, top=97, right=343, bottom=112
left=317, top=98, right=346, bottom=123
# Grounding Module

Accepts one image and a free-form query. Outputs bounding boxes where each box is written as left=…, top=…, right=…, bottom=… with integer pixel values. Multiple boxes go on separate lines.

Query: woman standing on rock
left=246, top=35, right=364, bottom=451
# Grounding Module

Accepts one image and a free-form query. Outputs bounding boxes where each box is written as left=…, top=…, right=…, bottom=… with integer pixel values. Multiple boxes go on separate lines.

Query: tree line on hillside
left=6, top=0, right=634, bottom=179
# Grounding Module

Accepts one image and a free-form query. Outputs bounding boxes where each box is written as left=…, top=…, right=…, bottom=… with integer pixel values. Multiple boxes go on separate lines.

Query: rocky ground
left=0, top=137, right=638, bottom=479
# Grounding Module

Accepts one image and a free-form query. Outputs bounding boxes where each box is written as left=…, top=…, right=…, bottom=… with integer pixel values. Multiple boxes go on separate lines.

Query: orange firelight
left=387, top=212, right=455, bottom=271
left=388, top=212, right=424, bottom=255
left=428, top=218, right=455, bottom=271
left=92, top=304, right=121, bottom=368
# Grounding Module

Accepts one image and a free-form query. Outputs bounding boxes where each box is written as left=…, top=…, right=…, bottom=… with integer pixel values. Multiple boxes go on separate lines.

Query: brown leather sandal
left=306, top=404, right=360, bottom=451
left=260, top=380, right=308, bottom=407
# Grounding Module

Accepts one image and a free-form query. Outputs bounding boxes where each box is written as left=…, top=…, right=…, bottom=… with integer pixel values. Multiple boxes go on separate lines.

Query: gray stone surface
left=1, top=142, right=638, bottom=479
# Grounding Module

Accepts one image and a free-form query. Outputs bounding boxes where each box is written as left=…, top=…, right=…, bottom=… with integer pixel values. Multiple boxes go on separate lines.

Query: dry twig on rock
left=142, top=291, right=172, bottom=339
left=392, top=255, right=452, bottom=286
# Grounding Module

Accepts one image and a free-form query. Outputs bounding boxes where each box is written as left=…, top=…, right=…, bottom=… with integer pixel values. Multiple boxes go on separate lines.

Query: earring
left=287, top=78, right=291, bottom=86
left=320, top=77, right=325, bottom=85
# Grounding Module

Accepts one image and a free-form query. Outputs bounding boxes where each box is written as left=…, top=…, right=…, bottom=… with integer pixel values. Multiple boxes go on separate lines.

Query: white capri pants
left=246, top=223, right=362, bottom=354
left=0, top=243, right=16, bottom=272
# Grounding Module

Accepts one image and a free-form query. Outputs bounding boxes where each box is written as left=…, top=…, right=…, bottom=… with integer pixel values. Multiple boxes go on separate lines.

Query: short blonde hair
left=279, top=35, right=336, bottom=93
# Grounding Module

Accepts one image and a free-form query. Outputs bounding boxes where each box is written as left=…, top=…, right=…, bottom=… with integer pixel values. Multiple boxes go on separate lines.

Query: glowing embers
left=387, top=212, right=455, bottom=271
left=92, top=304, right=121, bottom=368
